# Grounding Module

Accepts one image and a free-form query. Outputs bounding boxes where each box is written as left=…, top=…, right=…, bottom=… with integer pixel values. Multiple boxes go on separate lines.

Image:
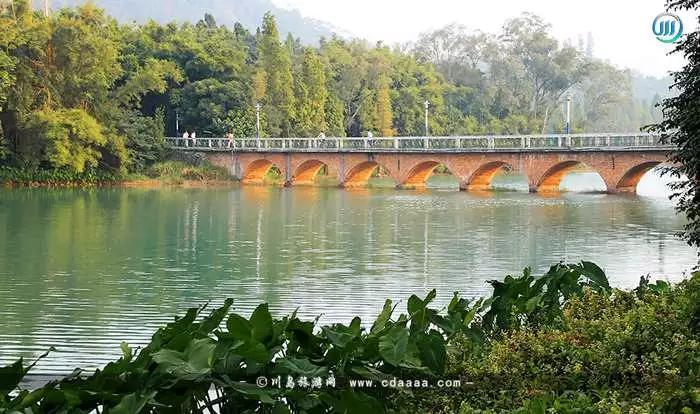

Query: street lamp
left=424, top=100, right=430, bottom=137
left=255, top=102, right=261, bottom=139
left=565, top=94, right=572, bottom=135
left=175, top=111, right=179, bottom=135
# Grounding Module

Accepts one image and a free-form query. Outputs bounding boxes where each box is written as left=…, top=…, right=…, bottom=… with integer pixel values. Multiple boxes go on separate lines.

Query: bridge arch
left=535, top=160, right=590, bottom=193
left=243, top=159, right=283, bottom=185
left=467, top=161, right=514, bottom=191
left=292, top=160, right=329, bottom=186
left=343, top=161, right=396, bottom=188
left=614, top=161, right=664, bottom=193
left=401, top=159, right=463, bottom=188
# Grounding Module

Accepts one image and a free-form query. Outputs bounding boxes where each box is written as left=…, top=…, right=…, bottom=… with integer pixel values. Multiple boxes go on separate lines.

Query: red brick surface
left=201, top=151, right=670, bottom=193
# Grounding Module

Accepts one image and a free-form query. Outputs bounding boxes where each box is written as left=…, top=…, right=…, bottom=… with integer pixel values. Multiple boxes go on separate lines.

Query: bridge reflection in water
left=167, top=134, right=673, bottom=194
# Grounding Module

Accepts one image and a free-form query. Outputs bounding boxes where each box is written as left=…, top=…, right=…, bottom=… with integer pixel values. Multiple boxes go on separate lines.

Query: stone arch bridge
left=167, top=134, right=672, bottom=193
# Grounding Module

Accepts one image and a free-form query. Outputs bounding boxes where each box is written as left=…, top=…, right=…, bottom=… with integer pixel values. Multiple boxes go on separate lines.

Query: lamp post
left=255, top=103, right=261, bottom=140
left=424, top=100, right=430, bottom=137
left=175, top=111, right=179, bottom=136
left=565, top=94, right=572, bottom=135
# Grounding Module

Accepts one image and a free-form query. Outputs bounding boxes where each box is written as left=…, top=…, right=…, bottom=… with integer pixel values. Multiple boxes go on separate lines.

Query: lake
left=0, top=172, right=697, bottom=375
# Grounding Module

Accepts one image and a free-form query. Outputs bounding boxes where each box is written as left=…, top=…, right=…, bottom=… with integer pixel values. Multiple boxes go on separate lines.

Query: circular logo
left=653, top=13, right=684, bottom=43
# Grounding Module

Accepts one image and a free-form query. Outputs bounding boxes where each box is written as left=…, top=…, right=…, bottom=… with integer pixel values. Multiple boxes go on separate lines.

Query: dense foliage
left=145, top=160, right=232, bottom=184
left=649, top=0, right=700, bottom=249
left=0, top=165, right=119, bottom=186
left=2, top=262, right=698, bottom=413
left=0, top=0, right=662, bottom=177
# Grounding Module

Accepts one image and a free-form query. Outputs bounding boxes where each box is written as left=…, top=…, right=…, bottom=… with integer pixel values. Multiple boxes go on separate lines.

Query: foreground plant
left=2, top=262, right=698, bottom=413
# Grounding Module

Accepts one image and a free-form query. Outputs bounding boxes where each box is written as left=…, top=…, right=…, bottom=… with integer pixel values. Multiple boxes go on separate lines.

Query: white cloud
left=273, top=0, right=698, bottom=77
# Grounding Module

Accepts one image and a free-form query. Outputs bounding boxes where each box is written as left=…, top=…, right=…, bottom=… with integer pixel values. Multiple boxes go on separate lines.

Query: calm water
left=0, top=173, right=697, bottom=374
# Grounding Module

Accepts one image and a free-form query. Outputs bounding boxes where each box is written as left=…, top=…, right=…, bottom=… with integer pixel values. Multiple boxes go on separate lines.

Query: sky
left=272, top=0, right=698, bottom=78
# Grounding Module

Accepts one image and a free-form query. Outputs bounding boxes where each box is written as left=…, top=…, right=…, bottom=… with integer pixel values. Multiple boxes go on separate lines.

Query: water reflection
left=0, top=183, right=697, bottom=374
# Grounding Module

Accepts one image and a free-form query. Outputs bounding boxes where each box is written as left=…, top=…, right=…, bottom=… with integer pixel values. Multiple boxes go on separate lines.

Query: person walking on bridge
left=182, top=131, right=190, bottom=147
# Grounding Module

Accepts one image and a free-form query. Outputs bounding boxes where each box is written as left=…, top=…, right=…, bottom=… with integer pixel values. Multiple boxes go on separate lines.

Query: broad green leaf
left=199, top=298, right=233, bottom=333
left=152, top=338, right=216, bottom=380
left=0, top=358, right=24, bottom=395
left=463, top=299, right=483, bottom=327
left=580, top=261, right=610, bottom=289
left=110, top=391, right=157, bottom=414
left=275, top=357, right=327, bottom=377
left=232, top=340, right=270, bottom=364
left=227, top=313, right=253, bottom=340
left=322, top=317, right=361, bottom=348
left=350, top=365, right=394, bottom=381
left=250, top=304, right=273, bottom=343
left=417, top=330, right=446, bottom=375
left=228, top=380, right=276, bottom=404
left=370, top=299, right=393, bottom=334
left=378, top=326, right=409, bottom=366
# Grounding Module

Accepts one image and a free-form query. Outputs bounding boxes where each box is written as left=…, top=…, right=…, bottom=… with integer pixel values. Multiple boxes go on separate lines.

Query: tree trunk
left=541, top=106, right=550, bottom=134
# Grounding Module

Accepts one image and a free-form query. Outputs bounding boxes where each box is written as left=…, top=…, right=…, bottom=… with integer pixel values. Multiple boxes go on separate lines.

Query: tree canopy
left=650, top=0, right=700, bottom=249
left=0, top=0, right=664, bottom=174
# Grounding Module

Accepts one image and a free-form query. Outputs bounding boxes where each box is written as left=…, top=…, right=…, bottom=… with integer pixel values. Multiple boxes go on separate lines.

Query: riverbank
left=0, top=161, right=237, bottom=188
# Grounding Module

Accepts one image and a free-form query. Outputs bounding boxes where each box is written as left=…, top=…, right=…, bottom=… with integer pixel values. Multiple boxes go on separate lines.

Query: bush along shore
left=0, top=160, right=234, bottom=188
left=1, top=262, right=699, bottom=413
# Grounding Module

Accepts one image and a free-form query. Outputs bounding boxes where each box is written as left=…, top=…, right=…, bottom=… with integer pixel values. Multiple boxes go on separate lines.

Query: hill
left=35, top=0, right=342, bottom=44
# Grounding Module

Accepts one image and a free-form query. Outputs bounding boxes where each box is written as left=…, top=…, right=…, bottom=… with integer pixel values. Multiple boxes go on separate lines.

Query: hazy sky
left=272, top=0, right=698, bottom=78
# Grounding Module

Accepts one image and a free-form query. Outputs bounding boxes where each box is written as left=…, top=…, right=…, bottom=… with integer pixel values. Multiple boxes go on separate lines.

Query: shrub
left=399, top=272, right=700, bottom=413
left=147, top=160, right=231, bottom=182
left=0, top=166, right=120, bottom=186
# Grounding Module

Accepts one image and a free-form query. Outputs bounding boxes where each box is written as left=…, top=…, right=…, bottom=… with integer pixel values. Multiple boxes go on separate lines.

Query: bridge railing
left=165, top=133, right=668, bottom=152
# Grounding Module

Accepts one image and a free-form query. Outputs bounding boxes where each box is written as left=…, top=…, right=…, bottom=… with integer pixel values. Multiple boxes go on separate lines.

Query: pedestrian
left=190, top=131, right=197, bottom=147
left=182, top=130, right=189, bottom=147
left=226, top=132, right=234, bottom=148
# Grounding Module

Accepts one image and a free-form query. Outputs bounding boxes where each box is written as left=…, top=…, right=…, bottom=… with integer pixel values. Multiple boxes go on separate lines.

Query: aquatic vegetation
left=2, top=263, right=698, bottom=413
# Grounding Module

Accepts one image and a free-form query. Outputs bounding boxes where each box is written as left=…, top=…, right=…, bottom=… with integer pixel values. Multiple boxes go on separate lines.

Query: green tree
left=500, top=13, right=587, bottom=133
left=295, top=48, right=327, bottom=136
left=48, top=5, right=123, bottom=110
left=24, top=108, right=106, bottom=173
left=257, top=13, right=295, bottom=137
left=649, top=0, right=700, bottom=249
left=375, top=75, right=395, bottom=136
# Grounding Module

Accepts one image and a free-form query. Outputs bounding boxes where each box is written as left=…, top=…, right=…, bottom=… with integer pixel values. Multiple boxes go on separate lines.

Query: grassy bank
left=1, top=264, right=698, bottom=413
left=0, top=161, right=235, bottom=188
left=138, top=161, right=235, bottom=186
left=0, top=166, right=121, bottom=187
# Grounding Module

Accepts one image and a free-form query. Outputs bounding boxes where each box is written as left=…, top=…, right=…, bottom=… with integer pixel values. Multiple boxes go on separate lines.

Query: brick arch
left=614, top=161, right=663, bottom=193
left=243, top=159, right=282, bottom=184
left=292, top=160, right=328, bottom=186
left=467, top=161, right=514, bottom=191
left=403, top=161, right=442, bottom=188
left=535, top=160, right=590, bottom=192
left=402, top=159, right=465, bottom=189
left=343, top=160, right=396, bottom=188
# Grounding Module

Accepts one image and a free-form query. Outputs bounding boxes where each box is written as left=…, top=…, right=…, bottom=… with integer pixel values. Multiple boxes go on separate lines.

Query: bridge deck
left=166, top=134, right=671, bottom=153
